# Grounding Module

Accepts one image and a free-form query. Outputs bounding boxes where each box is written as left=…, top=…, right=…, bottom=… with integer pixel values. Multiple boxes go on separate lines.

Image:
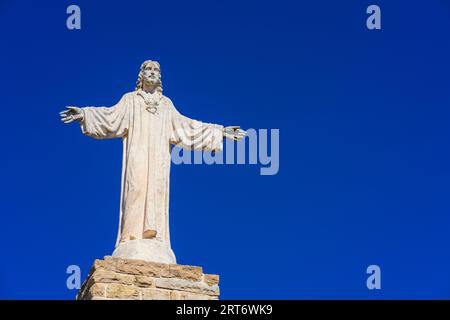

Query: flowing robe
left=80, top=90, right=224, bottom=249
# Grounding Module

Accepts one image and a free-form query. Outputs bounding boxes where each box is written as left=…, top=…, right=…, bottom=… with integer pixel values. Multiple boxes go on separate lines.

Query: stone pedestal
left=76, top=256, right=220, bottom=300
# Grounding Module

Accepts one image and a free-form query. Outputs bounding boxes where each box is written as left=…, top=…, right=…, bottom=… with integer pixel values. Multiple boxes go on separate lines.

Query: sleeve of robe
left=167, top=98, right=224, bottom=152
left=79, top=93, right=130, bottom=139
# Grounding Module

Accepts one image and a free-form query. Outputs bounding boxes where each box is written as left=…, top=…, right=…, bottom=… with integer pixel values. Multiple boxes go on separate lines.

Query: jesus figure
left=60, top=60, right=246, bottom=263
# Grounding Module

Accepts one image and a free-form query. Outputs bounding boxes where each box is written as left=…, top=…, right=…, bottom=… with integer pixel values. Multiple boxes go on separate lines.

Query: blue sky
left=1, top=0, right=449, bottom=299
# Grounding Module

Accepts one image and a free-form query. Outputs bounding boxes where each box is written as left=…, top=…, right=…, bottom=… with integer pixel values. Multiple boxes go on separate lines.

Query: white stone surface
left=112, top=239, right=176, bottom=264
left=60, top=60, right=246, bottom=264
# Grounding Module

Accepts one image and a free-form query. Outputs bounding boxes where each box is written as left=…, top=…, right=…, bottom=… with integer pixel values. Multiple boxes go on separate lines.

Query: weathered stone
left=134, top=275, right=155, bottom=287
left=204, top=274, right=219, bottom=286
left=92, top=259, right=115, bottom=272
left=155, top=278, right=219, bottom=296
left=168, top=264, right=203, bottom=281
left=105, top=283, right=140, bottom=300
left=170, top=291, right=217, bottom=300
left=92, top=269, right=134, bottom=285
left=115, top=259, right=170, bottom=277
left=77, top=258, right=220, bottom=300
left=88, top=283, right=106, bottom=299
left=142, top=288, right=171, bottom=300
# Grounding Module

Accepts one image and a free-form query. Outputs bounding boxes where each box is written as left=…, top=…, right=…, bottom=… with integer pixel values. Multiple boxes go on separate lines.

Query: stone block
left=77, top=257, right=220, bottom=300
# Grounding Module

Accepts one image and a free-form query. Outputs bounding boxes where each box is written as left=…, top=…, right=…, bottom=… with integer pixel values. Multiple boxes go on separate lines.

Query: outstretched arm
left=168, top=98, right=246, bottom=151
left=59, top=94, right=130, bottom=139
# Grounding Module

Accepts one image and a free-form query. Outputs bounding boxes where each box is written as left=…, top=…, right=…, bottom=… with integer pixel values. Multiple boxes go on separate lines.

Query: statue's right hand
left=60, top=106, right=84, bottom=124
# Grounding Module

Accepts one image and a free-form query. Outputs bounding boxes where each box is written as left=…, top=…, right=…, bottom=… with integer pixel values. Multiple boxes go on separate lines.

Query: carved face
left=142, top=62, right=161, bottom=87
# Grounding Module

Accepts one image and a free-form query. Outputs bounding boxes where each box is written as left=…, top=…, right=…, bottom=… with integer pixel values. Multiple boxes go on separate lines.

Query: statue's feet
left=118, top=231, right=157, bottom=243
left=119, top=235, right=138, bottom=243
left=143, top=229, right=157, bottom=239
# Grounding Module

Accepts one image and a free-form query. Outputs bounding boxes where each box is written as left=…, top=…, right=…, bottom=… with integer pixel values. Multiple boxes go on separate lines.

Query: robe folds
left=80, top=90, right=224, bottom=248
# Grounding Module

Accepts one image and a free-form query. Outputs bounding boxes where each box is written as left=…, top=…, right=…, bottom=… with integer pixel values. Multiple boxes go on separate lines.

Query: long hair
left=135, top=60, right=163, bottom=93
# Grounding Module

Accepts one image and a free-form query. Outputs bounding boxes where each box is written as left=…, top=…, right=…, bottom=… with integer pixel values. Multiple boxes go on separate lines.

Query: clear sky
left=1, top=0, right=449, bottom=299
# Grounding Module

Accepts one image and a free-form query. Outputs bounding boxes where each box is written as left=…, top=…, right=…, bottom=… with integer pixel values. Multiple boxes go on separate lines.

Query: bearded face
left=142, top=62, right=161, bottom=87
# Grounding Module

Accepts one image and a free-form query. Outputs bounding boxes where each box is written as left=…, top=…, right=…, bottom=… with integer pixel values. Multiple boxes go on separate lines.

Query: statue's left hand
left=60, top=106, right=84, bottom=124
left=224, top=126, right=246, bottom=141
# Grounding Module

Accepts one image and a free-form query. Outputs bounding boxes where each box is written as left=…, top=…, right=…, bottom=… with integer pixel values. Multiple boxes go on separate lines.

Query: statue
left=60, top=60, right=246, bottom=264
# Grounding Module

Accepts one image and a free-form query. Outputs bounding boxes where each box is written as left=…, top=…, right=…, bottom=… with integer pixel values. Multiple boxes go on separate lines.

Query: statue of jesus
left=60, top=60, right=246, bottom=263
